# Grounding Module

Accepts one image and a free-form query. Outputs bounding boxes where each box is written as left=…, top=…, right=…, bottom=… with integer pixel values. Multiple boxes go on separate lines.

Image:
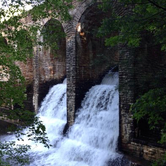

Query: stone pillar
left=66, top=35, right=76, bottom=127
left=119, top=47, right=135, bottom=147
left=33, top=45, right=40, bottom=114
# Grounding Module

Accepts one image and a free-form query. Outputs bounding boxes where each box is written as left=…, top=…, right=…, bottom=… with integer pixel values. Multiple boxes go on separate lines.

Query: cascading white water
left=28, top=72, right=120, bottom=166
left=1, top=72, right=123, bottom=166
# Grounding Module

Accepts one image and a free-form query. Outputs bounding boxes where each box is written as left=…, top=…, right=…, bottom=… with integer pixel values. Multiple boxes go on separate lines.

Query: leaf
left=105, top=36, right=119, bottom=46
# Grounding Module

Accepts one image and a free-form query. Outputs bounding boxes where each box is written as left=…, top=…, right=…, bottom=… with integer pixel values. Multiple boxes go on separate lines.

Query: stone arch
left=39, top=18, right=66, bottom=82
left=65, top=1, right=119, bottom=128
left=37, top=18, right=66, bottom=107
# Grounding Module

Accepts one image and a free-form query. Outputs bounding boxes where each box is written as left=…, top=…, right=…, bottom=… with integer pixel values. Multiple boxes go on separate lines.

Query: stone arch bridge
left=2, top=0, right=166, bottom=163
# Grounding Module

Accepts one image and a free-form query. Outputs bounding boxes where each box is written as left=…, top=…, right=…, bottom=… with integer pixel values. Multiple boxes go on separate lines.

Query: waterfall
left=1, top=72, right=125, bottom=166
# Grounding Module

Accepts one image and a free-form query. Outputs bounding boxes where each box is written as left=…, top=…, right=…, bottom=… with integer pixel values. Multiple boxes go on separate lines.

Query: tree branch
left=147, top=0, right=166, bottom=11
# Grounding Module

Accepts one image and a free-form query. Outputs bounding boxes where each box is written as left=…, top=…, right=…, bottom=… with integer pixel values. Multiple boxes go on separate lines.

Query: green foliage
left=25, top=116, right=51, bottom=148
left=28, top=0, right=72, bottom=21
left=131, top=88, right=166, bottom=131
left=41, top=19, right=66, bottom=54
left=0, top=116, right=51, bottom=165
left=0, top=141, right=30, bottom=166
left=98, top=0, right=166, bottom=51
left=131, top=88, right=166, bottom=165
left=152, top=153, right=166, bottom=166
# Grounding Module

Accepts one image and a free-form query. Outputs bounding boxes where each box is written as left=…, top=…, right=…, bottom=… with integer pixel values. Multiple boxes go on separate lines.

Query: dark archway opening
left=75, top=3, right=119, bottom=110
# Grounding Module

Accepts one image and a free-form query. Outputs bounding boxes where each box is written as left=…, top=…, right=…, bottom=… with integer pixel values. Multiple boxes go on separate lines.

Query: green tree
left=0, top=0, right=72, bottom=165
left=98, top=0, right=166, bottom=50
